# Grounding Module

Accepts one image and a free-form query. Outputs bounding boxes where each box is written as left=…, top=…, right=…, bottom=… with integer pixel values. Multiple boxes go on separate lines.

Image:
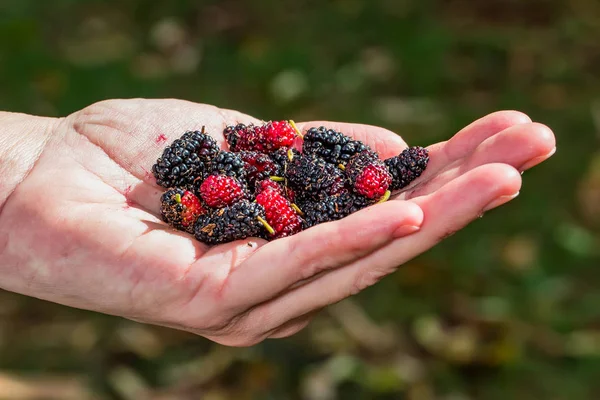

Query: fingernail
left=519, top=147, right=556, bottom=172
left=483, top=192, right=520, bottom=212
left=394, top=225, right=421, bottom=238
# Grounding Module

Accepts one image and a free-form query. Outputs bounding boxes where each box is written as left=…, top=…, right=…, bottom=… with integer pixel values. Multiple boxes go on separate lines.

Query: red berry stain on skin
left=123, top=185, right=135, bottom=209
left=155, top=134, right=168, bottom=144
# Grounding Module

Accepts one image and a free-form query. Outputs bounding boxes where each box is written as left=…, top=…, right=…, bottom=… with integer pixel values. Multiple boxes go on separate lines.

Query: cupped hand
left=0, top=99, right=555, bottom=346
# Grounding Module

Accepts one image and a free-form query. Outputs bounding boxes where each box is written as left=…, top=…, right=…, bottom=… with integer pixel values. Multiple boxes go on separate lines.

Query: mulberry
left=260, top=120, right=298, bottom=151
left=256, top=185, right=303, bottom=239
left=255, top=179, right=296, bottom=203
left=160, top=188, right=206, bottom=233
left=302, top=126, right=370, bottom=165
left=239, top=151, right=282, bottom=188
left=269, top=147, right=300, bottom=173
left=285, top=154, right=345, bottom=201
left=152, top=129, right=219, bottom=189
left=209, top=151, right=247, bottom=181
left=223, top=123, right=247, bottom=151
left=224, top=120, right=299, bottom=153
left=346, top=151, right=391, bottom=199
left=194, top=200, right=268, bottom=245
left=198, top=175, right=248, bottom=208
left=301, top=192, right=374, bottom=228
left=385, top=146, right=430, bottom=191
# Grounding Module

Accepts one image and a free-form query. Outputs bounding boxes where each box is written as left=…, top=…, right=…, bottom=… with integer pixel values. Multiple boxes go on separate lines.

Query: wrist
left=0, top=112, right=58, bottom=209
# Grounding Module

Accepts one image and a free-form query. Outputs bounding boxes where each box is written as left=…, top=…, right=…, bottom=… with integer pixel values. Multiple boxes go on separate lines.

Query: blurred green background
left=1, top=0, right=599, bottom=399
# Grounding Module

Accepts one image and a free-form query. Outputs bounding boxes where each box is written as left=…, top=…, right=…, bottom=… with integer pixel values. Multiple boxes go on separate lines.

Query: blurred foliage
left=1, top=0, right=600, bottom=399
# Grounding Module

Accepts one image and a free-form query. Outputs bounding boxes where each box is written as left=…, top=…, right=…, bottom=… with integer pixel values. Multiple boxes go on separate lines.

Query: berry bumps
left=385, top=146, right=430, bottom=191
left=198, top=175, right=247, bottom=208
left=256, top=181, right=303, bottom=239
left=152, top=129, right=219, bottom=189
left=285, top=154, right=345, bottom=201
left=302, top=126, right=370, bottom=165
left=152, top=120, right=429, bottom=245
left=160, top=189, right=206, bottom=233
left=194, top=201, right=269, bottom=245
left=225, top=120, right=300, bottom=153
left=345, top=151, right=392, bottom=199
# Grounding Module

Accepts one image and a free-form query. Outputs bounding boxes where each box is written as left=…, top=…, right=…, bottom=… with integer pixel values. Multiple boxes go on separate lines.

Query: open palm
left=0, top=99, right=555, bottom=346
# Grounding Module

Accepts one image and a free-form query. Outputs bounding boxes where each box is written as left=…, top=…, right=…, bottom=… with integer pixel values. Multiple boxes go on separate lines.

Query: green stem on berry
left=290, top=203, right=304, bottom=216
left=377, top=190, right=391, bottom=204
left=289, top=120, right=303, bottom=139
left=257, top=216, right=275, bottom=235
left=287, top=149, right=295, bottom=161
left=270, top=176, right=285, bottom=182
left=174, top=193, right=182, bottom=203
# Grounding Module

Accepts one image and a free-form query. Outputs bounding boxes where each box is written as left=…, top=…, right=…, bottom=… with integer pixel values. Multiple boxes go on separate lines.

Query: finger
left=406, top=111, right=532, bottom=190
left=445, top=111, right=532, bottom=159
left=403, top=122, right=556, bottom=198
left=295, top=121, right=408, bottom=159
left=69, top=99, right=258, bottom=186
left=221, top=200, right=424, bottom=311
left=266, top=312, right=316, bottom=339
left=249, top=164, right=521, bottom=330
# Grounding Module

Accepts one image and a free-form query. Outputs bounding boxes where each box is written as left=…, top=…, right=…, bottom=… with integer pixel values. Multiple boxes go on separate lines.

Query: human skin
left=0, top=99, right=556, bottom=346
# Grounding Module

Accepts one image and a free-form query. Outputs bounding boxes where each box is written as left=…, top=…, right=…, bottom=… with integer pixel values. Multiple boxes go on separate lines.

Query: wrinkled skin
left=0, top=99, right=555, bottom=346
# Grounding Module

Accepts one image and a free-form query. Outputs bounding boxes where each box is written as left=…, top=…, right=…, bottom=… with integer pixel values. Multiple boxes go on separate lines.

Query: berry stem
left=290, top=203, right=304, bottom=216
left=377, top=190, right=391, bottom=204
left=338, top=164, right=346, bottom=171
left=289, top=120, right=303, bottom=139
left=257, top=216, right=276, bottom=235
left=270, top=176, right=285, bottom=182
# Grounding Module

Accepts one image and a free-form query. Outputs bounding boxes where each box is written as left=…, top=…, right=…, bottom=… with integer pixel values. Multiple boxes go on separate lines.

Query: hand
left=0, top=99, right=555, bottom=346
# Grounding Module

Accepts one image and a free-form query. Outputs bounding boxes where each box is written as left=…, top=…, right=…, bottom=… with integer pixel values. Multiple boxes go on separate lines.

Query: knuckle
left=206, top=312, right=243, bottom=334
left=201, top=307, right=272, bottom=347
left=437, top=229, right=458, bottom=243
left=209, top=316, right=268, bottom=347
left=290, top=231, right=336, bottom=281
left=269, top=319, right=312, bottom=339
left=70, top=99, right=133, bottom=138
left=351, top=268, right=391, bottom=296
left=299, top=260, right=321, bottom=281
left=212, top=334, right=265, bottom=348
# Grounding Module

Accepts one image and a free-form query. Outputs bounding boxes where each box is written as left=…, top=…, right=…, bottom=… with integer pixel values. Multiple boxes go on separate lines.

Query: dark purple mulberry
left=384, top=146, right=430, bottom=191
left=152, top=129, right=220, bottom=189
left=194, top=200, right=268, bottom=245
left=302, top=126, right=371, bottom=165
left=300, top=192, right=375, bottom=228
left=285, top=154, right=345, bottom=201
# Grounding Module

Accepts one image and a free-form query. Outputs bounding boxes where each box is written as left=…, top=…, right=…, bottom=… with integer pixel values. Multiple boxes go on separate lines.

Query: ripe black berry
left=285, top=154, right=345, bottom=201
left=300, top=192, right=374, bottom=228
left=223, top=123, right=246, bottom=151
left=269, top=147, right=301, bottom=172
left=302, top=126, right=370, bottom=165
left=209, top=151, right=247, bottom=181
left=194, top=200, right=268, bottom=245
left=385, top=146, right=430, bottom=191
left=239, top=151, right=282, bottom=188
left=152, top=130, right=220, bottom=189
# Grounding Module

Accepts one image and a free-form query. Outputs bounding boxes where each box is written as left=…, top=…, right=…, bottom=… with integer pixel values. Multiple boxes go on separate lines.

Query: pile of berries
left=152, top=121, right=429, bottom=245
